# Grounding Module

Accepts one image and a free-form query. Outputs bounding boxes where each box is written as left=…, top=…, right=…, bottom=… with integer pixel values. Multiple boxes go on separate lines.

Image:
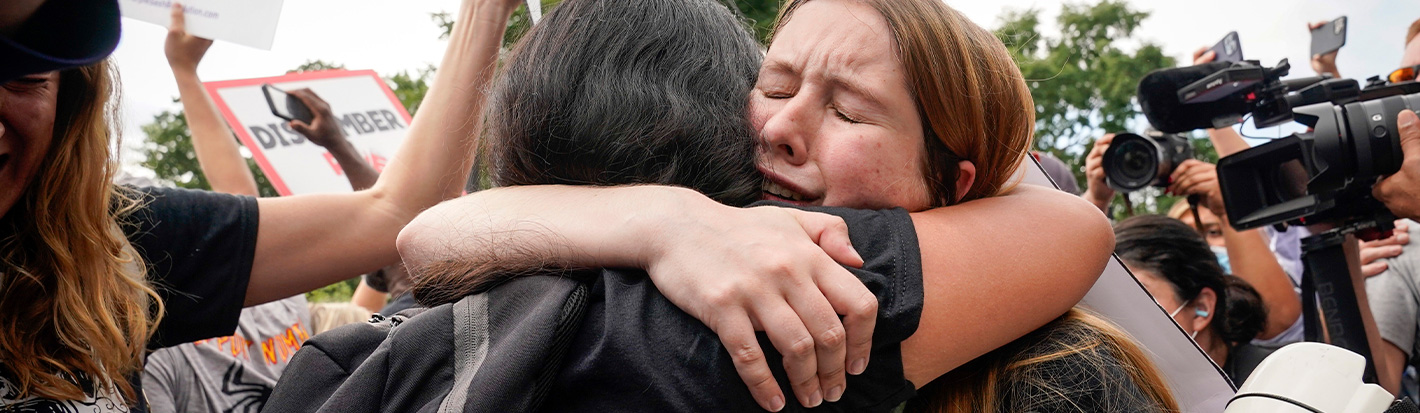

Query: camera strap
left=1186, top=195, right=1206, bottom=236
left=1300, top=231, right=1378, bottom=383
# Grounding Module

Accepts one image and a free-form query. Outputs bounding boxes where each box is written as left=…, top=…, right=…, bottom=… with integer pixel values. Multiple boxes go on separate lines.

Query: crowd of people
left=3, top=0, right=1420, bottom=412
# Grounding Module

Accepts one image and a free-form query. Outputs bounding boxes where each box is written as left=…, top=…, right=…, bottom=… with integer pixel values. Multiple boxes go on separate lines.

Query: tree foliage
left=994, top=0, right=1214, bottom=216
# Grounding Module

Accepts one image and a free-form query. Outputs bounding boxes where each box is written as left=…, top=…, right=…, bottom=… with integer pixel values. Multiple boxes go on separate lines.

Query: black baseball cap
left=1, top=0, right=122, bottom=81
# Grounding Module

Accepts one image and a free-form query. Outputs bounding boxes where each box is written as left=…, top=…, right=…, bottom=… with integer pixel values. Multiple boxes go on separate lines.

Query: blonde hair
left=308, top=303, right=374, bottom=335
left=0, top=61, right=161, bottom=401
left=770, top=0, right=1034, bottom=206
left=907, top=308, right=1179, bottom=412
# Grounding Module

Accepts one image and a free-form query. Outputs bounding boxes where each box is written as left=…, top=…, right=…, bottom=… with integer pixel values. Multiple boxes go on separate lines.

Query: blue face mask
left=1211, top=245, right=1231, bottom=274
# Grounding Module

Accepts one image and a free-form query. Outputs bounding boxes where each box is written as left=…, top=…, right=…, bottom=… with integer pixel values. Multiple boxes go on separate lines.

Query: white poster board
left=205, top=70, right=412, bottom=196
left=119, top=0, right=284, bottom=50
left=1020, top=157, right=1237, bottom=412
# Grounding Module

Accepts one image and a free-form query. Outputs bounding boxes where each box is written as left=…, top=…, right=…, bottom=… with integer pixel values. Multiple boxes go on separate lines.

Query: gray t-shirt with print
left=1366, top=219, right=1420, bottom=364
left=142, top=295, right=312, bottom=413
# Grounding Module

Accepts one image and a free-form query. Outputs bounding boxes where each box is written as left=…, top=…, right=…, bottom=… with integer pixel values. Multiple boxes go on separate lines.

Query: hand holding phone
left=262, top=83, right=315, bottom=124
left=1310, top=16, right=1347, bottom=57
left=1209, top=31, right=1243, bottom=63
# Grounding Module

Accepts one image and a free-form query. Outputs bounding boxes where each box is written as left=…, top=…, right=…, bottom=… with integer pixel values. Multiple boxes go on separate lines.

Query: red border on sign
left=203, top=69, right=414, bottom=196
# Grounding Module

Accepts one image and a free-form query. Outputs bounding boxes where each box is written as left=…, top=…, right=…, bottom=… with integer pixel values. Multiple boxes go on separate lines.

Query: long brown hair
left=770, top=0, right=1035, bottom=206
left=907, top=308, right=1180, bottom=412
left=0, top=61, right=161, bottom=401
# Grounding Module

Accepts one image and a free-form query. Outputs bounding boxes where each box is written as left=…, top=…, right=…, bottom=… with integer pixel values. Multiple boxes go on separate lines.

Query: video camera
left=1137, top=58, right=1420, bottom=231
left=1102, top=130, right=1192, bottom=193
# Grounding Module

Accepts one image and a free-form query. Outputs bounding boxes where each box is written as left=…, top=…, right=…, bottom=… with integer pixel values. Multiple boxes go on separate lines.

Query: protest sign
left=119, top=0, right=284, bottom=50
left=204, top=70, right=412, bottom=196
left=1019, top=159, right=1236, bottom=412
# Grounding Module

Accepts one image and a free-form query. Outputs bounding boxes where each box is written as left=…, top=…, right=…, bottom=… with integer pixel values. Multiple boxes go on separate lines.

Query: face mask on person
left=1211, top=245, right=1232, bottom=274
left=1168, top=301, right=1209, bottom=340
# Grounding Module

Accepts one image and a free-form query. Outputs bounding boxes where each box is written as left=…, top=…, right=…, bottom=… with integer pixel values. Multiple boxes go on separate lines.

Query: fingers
left=1376, top=111, right=1420, bottom=213
left=716, top=312, right=787, bottom=412
left=290, top=88, right=337, bottom=121
left=169, top=3, right=186, bottom=32
left=1361, top=244, right=1404, bottom=265
left=1192, top=48, right=1216, bottom=65
left=1308, top=21, right=1327, bottom=30
left=781, top=269, right=851, bottom=404
left=1396, top=111, right=1420, bottom=158
left=755, top=301, right=823, bottom=408
left=289, top=120, right=314, bottom=136
left=811, top=262, right=877, bottom=378
left=1363, top=262, right=1390, bottom=278
left=787, top=210, right=863, bottom=268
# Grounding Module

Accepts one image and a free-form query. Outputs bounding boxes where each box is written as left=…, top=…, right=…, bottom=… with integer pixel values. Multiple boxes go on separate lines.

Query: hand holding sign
left=121, top=0, right=284, bottom=50
left=164, top=3, right=213, bottom=73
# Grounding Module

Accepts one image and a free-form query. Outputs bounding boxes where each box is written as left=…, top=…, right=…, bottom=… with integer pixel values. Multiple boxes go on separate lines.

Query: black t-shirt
left=541, top=205, right=923, bottom=412
left=125, top=187, right=261, bottom=350
left=1, top=187, right=258, bottom=412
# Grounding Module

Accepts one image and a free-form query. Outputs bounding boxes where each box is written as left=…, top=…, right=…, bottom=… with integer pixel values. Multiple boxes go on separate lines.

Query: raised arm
left=1169, top=159, right=1301, bottom=339
left=241, top=0, right=515, bottom=306
left=164, top=4, right=260, bottom=197
left=286, top=88, right=380, bottom=191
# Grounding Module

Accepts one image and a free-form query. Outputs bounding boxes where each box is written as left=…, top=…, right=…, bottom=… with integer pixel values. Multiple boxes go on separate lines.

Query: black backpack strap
left=526, top=281, right=589, bottom=410
left=437, top=294, right=492, bottom=413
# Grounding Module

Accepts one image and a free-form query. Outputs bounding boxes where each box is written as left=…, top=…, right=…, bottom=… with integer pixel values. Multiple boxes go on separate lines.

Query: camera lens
left=1103, top=134, right=1162, bottom=193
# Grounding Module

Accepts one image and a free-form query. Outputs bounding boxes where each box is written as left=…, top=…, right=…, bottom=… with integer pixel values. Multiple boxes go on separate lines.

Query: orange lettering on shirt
left=261, top=340, right=278, bottom=364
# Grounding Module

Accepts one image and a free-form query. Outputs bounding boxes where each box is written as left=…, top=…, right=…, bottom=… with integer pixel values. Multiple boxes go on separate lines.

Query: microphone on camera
left=1138, top=62, right=1252, bottom=134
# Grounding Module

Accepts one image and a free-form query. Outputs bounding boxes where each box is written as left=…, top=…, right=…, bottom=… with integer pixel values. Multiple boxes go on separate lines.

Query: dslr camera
left=1102, top=130, right=1193, bottom=193
left=1137, top=58, right=1420, bottom=231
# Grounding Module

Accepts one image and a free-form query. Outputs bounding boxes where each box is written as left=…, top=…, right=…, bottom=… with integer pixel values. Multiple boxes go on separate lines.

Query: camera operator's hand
left=1168, top=160, right=1226, bottom=218
left=1360, top=220, right=1410, bottom=277
left=287, top=89, right=345, bottom=148
left=1082, top=134, right=1116, bottom=213
left=1307, top=21, right=1342, bottom=78
left=1192, top=47, right=1217, bottom=65
left=164, top=4, right=213, bottom=74
left=1377, top=110, right=1420, bottom=221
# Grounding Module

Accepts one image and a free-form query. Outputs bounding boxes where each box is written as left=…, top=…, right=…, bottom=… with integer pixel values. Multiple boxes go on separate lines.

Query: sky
left=109, top=0, right=1420, bottom=178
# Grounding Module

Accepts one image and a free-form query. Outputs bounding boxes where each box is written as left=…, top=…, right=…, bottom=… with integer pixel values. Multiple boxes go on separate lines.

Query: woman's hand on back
left=398, top=184, right=877, bottom=411
left=644, top=196, right=874, bottom=410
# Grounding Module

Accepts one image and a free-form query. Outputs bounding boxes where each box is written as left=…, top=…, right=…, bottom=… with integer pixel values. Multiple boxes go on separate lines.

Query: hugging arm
left=398, top=183, right=1112, bottom=406
left=400, top=184, right=867, bottom=411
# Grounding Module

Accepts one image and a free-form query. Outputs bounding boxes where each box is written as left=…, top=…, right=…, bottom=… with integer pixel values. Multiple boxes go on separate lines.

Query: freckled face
left=0, top=71, right=59, bottom=218
left=750, top=0, right=932, bottom=211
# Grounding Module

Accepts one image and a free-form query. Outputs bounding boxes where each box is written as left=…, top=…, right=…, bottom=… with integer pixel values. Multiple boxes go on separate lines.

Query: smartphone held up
left=262, top=83, right=315, bottom=124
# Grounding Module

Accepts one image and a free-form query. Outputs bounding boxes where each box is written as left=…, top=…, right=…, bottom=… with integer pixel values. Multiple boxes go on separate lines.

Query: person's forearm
left=399, top=185, right=691, bottom=278
left=1222, top=223, right=1302, bottom=339
left=1082, top=191, right=1111, bottom=214
left=365, top=0, right=513, bottom=214
left=172, top=68, right=260, bottom=197
left=901, top=184, right=1113, bottom=385
left=325, top=140, right=379, bottom=191
left=1207, top=127, right=1253, bottom=159
left=243, top=0, right=515, bottom=306
left=351, top=279, right=388, bottom=313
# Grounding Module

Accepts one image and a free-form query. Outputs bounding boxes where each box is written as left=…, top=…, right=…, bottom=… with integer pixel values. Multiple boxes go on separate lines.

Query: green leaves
left=995, top=0, right=1211, bottom=216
